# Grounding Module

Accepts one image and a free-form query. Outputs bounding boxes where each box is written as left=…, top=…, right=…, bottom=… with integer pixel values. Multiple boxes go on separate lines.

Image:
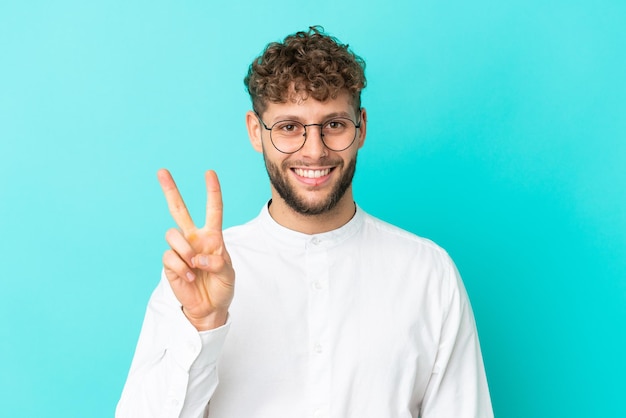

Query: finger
left=157, top=169, right=195, bottom=234
left=204, top=170, right=224, bottom=232
left=165, top=228, right=197, bottom=267
left=191, top=253, right=227, bottom=273
left=163, top=249, right=196, bottom=282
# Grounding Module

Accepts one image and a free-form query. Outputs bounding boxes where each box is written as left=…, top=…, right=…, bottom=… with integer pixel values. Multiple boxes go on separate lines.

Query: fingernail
left=186, top=271, right=195, bottom=281
left=199, top=255, right=209, bottom=267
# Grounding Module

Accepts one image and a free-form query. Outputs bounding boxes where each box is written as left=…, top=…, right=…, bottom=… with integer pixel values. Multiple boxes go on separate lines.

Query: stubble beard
left=264, top=154, right=357, bottom=216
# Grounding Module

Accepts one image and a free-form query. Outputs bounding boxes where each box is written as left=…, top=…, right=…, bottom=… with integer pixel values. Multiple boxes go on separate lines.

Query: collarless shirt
left=117, top=204, right=493, bottom=418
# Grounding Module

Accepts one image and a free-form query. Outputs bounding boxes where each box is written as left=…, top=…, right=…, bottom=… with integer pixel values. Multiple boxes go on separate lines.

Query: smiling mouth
left=293, top=168, right=332, bottom=178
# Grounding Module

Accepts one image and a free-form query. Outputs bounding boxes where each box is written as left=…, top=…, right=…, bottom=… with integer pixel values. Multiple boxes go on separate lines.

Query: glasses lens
left=270, top=121, right=306, bottom=153
left=321, top=118, right=357, bottom=151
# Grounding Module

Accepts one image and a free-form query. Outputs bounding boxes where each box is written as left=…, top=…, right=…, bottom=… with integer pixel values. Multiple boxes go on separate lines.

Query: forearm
left=116, top=272, right=230, bottom=418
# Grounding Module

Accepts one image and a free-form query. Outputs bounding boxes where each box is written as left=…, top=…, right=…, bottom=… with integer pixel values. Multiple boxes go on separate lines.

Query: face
left=247, top=91, right=366, bottom=216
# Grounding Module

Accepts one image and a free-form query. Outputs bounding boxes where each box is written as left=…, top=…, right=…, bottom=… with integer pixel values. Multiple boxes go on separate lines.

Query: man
left=117, top=26, right=493, bottom=417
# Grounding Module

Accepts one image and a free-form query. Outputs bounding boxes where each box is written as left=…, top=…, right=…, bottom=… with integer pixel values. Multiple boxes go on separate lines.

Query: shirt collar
left=257, top=200, right=365, bottom=249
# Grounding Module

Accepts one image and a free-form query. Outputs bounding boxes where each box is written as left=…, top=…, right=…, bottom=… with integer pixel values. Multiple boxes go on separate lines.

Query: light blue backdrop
left=1, top=1, right=624, bottom=416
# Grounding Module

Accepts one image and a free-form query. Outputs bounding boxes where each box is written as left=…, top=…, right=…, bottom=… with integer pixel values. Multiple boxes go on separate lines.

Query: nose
left=300, top=125, right=327, bottom=159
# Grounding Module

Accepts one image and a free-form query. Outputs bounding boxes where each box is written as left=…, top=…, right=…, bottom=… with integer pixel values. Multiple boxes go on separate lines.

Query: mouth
left=291, top=167, right=334, bottom=186
left=293, top=168, right=332, bottom=178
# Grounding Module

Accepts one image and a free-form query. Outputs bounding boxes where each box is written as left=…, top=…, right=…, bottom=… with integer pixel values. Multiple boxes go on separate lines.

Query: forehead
left=264, top=90, right=355, bottom=122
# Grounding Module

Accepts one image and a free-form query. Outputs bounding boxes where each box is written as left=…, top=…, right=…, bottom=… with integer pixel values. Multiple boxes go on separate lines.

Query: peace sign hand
left=157, top=169, right=235, bottom=331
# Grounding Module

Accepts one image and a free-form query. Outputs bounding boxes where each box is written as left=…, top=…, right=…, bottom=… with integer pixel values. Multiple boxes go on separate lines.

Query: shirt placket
left=305, top=235, right=331, bottom=418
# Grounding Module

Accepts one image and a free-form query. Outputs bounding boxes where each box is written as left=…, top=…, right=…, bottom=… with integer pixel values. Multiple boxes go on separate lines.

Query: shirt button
left=312, top=280, right=323, bottom=290
left=311, top=237, right=321, bottom=245
left=314, top=343, right=323, bottom=354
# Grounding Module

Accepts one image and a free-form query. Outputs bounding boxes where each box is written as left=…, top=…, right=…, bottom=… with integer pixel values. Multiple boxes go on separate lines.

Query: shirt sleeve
left=116, top=271, right=230, bottom=418
left=419, top=258, right=494, bottom=418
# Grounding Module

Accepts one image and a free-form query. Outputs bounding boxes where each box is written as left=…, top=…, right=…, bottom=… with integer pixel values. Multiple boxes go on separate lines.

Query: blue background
left=1, top=1, right=625, bottom=416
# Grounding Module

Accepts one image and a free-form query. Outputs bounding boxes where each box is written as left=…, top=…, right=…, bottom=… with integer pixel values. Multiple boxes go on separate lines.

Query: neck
left=268, top=188, right=357, bottom=235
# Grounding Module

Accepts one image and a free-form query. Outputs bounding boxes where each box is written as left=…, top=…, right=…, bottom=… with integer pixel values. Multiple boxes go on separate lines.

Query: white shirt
left=117, top=204, right=493, bottom=418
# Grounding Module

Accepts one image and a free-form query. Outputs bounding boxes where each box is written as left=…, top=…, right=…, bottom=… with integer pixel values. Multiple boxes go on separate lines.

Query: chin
left=265, top=153, right=357, bottom=216
left=282, top=192, right=340, bottom=216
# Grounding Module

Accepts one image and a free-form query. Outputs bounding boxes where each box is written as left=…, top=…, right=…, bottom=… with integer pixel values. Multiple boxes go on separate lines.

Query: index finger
left=204, top=170, right=224, bottom=232
left=157, top=168, right=196, bottom=233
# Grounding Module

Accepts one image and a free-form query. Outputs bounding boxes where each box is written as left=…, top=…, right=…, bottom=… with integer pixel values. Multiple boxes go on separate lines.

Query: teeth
left=294, top=168, right=331, bottom=178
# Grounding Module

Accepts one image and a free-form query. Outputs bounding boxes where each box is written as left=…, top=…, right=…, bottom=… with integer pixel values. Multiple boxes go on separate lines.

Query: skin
left=246, top=91, right=367, bottom=234
left=158, top=90, right=367, bottom=331
left=158, top=169, right=234, bottom=331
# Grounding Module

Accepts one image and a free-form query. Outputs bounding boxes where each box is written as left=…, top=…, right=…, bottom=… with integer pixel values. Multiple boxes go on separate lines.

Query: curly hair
left=244, top=26, right=366, bottom=115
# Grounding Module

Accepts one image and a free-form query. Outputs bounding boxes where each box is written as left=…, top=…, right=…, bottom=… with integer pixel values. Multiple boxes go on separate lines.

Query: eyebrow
left=270, top=111, right=354, bottom=124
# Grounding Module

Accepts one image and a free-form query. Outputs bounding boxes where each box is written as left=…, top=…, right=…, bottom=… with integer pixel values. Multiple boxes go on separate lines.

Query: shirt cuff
left=168, top=305, right=231, bottom=371
left=194, top=316, right=231, bottom=369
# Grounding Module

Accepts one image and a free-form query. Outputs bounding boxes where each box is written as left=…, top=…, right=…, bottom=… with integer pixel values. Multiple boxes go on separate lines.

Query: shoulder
left=360, top=211, right=452, bottom=262
left=357, top=211, right=465, bottom=309
left=357, top=211, right=461, bottom=289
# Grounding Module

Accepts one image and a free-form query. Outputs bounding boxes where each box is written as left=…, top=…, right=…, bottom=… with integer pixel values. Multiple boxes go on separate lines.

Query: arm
left=117, top=170, right=236, bottom=417
left=116, top=272, right=230, bottom=418
left=420, top=260, right=493, bottom=418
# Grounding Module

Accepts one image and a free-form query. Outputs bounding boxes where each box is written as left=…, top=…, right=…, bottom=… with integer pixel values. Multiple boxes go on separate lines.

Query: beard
left=264, top=153, right=357, bottom=216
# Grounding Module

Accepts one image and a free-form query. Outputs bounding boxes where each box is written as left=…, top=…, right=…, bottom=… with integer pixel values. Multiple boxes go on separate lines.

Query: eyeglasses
left=255, top=112, right=361, bottom=154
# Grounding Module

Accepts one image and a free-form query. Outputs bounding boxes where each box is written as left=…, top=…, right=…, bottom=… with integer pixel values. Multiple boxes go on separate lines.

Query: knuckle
left=205, top=235, right=222, bottom=248
left=164, top=228, right=178, bottom=241
left=171, top=202, right=186, bottom=214
left=163, top=248, right=178, bottom=261
left=181, top=249, right=195, bottom=263
left=162, top=249, right=174, bottom=266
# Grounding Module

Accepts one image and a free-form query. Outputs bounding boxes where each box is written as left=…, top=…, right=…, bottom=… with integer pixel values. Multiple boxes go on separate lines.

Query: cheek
left=263, top=149, right=289, bottom=170
left=343, top=146, right=360, bottom=162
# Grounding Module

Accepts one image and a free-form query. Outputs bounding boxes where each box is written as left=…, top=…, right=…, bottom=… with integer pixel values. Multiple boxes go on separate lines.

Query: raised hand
left=157, top=169, right=235, bottom=331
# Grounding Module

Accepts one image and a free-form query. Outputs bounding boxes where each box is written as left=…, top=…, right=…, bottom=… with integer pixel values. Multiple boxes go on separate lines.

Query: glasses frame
left=255, top=110, right=362, bottom=154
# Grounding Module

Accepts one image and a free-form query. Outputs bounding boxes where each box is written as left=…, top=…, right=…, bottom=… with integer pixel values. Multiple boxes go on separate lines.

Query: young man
left=117, top=27, right=493, bottom=418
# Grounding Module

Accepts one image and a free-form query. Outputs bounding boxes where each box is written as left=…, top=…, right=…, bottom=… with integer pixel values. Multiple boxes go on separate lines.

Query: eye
left=274, top=121, right=303, bottom=135
left=323, top=119, right=350, bottom=135
left=326, top=120, right=346, bottom=129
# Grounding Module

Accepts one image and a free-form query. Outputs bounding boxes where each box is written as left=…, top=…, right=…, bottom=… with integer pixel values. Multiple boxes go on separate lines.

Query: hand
left=157, top=169, right=235, bottom=331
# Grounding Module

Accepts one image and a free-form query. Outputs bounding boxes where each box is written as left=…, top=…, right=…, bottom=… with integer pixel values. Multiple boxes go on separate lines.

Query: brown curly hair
left=244, top=26, right=366, bottom=115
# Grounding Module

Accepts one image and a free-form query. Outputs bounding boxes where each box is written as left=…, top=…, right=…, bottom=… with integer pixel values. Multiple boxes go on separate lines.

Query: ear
left=246, top=110, right=264, bottom=153
left=356, top=107, right=367, bottom=149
